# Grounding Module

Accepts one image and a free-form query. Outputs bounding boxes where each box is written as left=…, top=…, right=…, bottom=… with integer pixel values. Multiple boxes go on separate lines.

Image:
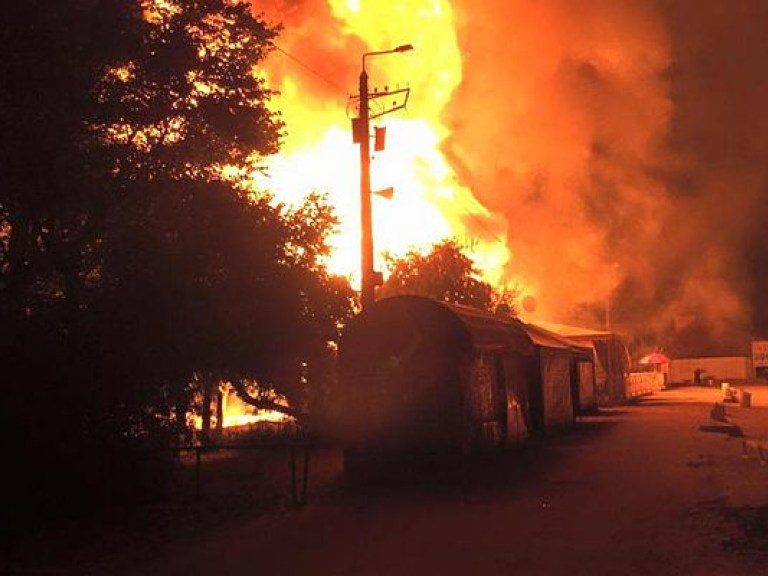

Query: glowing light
left=191, top=386, right=292, bottom=431
left=258, top=0, right=511, bottom=293
left=141, top=0, right=181, bottom=24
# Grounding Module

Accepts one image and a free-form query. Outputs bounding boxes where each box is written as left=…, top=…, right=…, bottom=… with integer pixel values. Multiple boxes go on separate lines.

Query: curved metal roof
left=367, top=296, right=593, bottom=358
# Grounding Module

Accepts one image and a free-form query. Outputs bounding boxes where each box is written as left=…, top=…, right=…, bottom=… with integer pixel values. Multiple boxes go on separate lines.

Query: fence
left=2, top=442, right=344, bottom=576
left=626, top=372, right=665, bottom=397
left=173, top=442, right=316, bottom=506
left=167, top=440, right=347, bottom=513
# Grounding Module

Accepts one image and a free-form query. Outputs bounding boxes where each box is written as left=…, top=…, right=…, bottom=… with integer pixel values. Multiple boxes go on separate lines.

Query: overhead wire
left=271, top=44, right=351, bottom=98
left=448, top=190, right=509, bottom=249
left=270, top=41, right=508, bottom=262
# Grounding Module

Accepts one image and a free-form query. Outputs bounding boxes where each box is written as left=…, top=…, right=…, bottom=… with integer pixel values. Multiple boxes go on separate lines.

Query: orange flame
left=191, top=385, right=291, bottom=431
left=252, top=0, right=693, bottom=328
left=255, top=0, right=515, bottom=293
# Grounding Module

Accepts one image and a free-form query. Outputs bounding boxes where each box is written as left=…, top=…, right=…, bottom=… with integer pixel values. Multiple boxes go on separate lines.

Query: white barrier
left=669, top=356, right=753, bottom=384
left=627, top=372, right=665, bottom=397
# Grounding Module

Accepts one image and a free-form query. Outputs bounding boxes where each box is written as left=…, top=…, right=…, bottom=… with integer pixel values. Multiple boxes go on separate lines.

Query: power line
left=269, top=41, right=508, bottom=261
left=452, top=194, right=508, bottom=248
left=272, top=44, right=350, bottom=98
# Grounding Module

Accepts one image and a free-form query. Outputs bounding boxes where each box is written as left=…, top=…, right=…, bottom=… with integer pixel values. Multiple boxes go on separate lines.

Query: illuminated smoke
left=446, top=0, right=768, bottom=352
left=255, top=0, right=510, bottom=289
left=444, top=0, right=673, bottom=322
left=253, top=0, right=768, bottom=353
left=650, top=0, right=768, bottom=352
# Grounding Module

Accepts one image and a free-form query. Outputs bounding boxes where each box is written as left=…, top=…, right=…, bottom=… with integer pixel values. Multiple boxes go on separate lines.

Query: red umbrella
left=639, top=352, right=670, bottom=365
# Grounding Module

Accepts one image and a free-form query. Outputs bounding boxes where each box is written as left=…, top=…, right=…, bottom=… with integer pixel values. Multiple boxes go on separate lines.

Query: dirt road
left=128, top=386, right=768, bottom=575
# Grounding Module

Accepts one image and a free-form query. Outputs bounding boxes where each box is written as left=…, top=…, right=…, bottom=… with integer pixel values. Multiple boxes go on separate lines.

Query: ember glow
left=219, top=391, right=290, bottom=428
left=191, top=385, right=291, bottom=431
left=141, top=0, right=181, bottom=23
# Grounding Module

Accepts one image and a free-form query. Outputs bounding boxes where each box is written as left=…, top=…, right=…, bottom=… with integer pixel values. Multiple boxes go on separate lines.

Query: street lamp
left=357, top=44, right=414, bottom=310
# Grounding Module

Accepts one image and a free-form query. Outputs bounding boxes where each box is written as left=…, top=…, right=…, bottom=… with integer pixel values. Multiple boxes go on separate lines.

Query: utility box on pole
left=374, top=126, right=386, bottom=151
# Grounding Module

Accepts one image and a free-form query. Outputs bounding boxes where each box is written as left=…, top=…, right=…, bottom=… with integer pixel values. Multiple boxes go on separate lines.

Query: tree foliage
left=0, top=0, right=354, bottom=519
left=91, top=0, right=283, bottom=180
left=379, top=239, right=518, bottom=316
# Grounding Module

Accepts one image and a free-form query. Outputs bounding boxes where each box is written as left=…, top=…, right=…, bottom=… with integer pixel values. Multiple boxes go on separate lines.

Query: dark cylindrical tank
left=336, top=296, right=474, bottom=456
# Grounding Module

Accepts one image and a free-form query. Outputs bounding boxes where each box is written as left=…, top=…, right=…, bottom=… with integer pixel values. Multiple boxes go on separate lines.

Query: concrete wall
left=669, top=356, right=753, bottom=384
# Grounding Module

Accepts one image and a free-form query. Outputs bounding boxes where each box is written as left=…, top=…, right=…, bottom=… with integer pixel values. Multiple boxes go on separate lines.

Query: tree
left=90, top=0, right=283, bottom=181
left=0, top=0, right=354, bottom=520
left=0, top=0, right=139, bottom=323
left=379, top=239, right=518, bottom=316
left=85, top=0, right=353, bottom=432
left=1, top=0, right=150, bottom=524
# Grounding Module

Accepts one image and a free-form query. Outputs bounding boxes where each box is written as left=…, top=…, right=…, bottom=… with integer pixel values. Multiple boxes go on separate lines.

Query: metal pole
left=357, top=45, right=412, bottom=309
left=290, top=445, right=297, bottom=505
left=301, top=446, right=310, bottom=506
left=195, top=448, right=201, bottom=498
left=359, top=67, right=374, bottom=310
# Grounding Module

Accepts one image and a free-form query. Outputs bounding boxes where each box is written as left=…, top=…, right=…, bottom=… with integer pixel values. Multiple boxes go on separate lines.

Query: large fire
left=138, top=0, right=763, bottom=354
left=255, top=0, right=513, bottom=292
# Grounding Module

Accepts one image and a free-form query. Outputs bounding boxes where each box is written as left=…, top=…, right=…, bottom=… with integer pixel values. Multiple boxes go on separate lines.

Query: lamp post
left=358, top=44, right=413, bottom=310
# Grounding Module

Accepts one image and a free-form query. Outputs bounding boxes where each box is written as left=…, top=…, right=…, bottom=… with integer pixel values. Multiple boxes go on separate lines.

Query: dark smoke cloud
left=444, top=0, right=768, bottom=354
left=654, top=0, right=768, bottom=352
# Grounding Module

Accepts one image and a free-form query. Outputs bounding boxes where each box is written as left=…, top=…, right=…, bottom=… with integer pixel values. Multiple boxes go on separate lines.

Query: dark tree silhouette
left=90, top=0, right=283, bottom=180
left=0, top=0, right=353, bottom=521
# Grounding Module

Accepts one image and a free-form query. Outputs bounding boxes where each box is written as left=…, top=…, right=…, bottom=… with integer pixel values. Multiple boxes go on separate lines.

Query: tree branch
left=230, top=380, right=305, bottom=421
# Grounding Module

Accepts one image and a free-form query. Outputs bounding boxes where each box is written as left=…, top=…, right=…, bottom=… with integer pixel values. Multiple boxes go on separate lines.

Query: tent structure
left=336, top=296, right=594, bottom=464
left=520, top=321, right=596, bottom=419
left=639, top=351, right=671, bottom=365
left=532, top=320, right=631, bottom=405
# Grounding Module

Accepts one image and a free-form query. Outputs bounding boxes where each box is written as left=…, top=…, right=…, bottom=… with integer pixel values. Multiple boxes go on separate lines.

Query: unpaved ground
left=109, top=385, right=768, bottom=576
left=45, top=386, right=768, bottom=574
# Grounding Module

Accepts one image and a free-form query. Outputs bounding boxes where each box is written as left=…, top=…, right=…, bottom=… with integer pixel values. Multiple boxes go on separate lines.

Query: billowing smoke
left=444, top=0, right=768, bottom=354
left=255, top=0, right=768, bottom=355
left=650, top=0, right=768, bottom=353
